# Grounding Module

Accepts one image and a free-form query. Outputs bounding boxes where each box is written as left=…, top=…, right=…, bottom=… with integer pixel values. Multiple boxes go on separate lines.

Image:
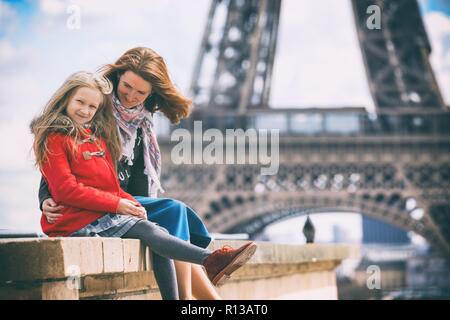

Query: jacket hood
left=49, top=115, right=93, bottom=136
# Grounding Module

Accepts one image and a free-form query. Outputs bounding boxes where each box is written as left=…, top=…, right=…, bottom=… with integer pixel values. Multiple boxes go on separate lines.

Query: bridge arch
left=205, top=194, right=440, bottom=246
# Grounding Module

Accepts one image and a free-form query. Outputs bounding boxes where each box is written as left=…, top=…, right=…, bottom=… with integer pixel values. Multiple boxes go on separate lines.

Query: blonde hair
left=99, top=47, right=192, bottom=124
left=30, top=71, right=121, bottom=169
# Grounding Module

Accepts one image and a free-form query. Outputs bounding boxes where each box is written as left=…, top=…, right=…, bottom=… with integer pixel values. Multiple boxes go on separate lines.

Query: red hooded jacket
left=40, top=131, right=138, bottom=237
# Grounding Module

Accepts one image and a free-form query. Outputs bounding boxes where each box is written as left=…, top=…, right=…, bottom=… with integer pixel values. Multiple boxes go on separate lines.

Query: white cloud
left=26, top=0, right=209, bottom=90
left=0, top=169, right=42, bottom=231
left=0, top=40, right=15, bottom=64
left=0, top=72, right=44, bottom=115
left=0, top=1, right=15, bottom=21
left=0, top=1, right=20, bottom=36
left=0, top=120, right=36, bottom=170
left=40, top=0, right=66, bottom=16
left=271, top=0, right=372, bottom=109
left=0, top=41, right=40, bottom=73
left=271, top=1, right=450, bottom=108
left=423, top=12, right=450, bottom=104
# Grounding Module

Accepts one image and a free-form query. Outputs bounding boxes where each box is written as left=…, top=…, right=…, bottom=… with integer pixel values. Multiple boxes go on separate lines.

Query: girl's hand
left=117, top=199, right=146, bottom=218
left=42, top=198, right=64, bottom=224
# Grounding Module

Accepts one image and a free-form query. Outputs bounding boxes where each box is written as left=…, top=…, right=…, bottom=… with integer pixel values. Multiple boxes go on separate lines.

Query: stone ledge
left=0, top=237, right=359, bottom=299
left=79, top=271, right=158, bottom=299
left=209, top=241, right=359, bottom=265
left=0, top=237, right=150, bottom=282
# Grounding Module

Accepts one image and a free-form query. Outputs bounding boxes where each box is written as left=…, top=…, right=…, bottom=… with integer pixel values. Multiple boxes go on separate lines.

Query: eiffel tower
left=159, top=0, right=450, bottom=253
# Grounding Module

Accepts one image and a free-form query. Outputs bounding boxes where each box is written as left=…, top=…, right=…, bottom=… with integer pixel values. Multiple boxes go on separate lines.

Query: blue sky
left=0, top=0, right=449, bottom=233
left=419, top=0, right=450, bottom=16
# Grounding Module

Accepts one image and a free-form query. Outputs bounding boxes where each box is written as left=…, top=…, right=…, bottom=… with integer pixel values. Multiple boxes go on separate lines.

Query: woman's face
left=66, top=87, right=102, bottom=125
left=117, top=70, right=152, bottom=108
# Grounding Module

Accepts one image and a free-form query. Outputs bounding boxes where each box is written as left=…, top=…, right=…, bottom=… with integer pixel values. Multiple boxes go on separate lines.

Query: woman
left=38, top=47, right=220, bottom=300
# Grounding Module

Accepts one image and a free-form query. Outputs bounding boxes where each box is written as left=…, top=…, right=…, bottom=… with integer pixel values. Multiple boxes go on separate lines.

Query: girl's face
left=117, top=70, right=152, bottom=108
left=66, top=87, right=102, bottom=125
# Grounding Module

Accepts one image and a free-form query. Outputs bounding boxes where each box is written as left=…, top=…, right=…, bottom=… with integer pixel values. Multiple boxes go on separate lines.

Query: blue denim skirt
left=135, top=196, right=212, bottom=249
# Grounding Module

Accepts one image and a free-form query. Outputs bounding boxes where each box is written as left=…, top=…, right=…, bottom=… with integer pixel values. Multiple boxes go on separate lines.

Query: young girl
left=30, top=71, right=257, bottom=300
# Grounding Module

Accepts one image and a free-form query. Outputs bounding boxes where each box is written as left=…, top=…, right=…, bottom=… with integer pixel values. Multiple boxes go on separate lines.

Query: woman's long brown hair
left=30, top=71, right=122, bottom=170
left=99, top=47, right=192, bottom=124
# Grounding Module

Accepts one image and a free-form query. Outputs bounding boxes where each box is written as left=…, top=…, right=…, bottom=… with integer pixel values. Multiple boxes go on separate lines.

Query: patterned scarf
left=111, top=93, right=164, bottom=197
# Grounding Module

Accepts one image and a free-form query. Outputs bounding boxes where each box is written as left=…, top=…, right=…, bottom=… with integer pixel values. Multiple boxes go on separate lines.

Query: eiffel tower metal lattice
left=161, top=0, right=450, bottom=253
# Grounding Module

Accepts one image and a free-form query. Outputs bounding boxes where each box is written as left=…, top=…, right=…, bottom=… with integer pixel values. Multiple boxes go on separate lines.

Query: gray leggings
left=122, top=219, right=212, bottom=300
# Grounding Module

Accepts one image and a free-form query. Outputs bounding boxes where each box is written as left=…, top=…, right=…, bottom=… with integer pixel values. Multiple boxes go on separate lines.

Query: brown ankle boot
left=202, top=241, right=257, bottom=286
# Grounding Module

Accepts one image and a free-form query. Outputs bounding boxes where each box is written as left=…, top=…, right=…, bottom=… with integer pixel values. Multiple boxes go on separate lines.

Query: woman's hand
left=116, top=199, right=146, bottom=218
left=42, top=198, right=64, bottom=224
